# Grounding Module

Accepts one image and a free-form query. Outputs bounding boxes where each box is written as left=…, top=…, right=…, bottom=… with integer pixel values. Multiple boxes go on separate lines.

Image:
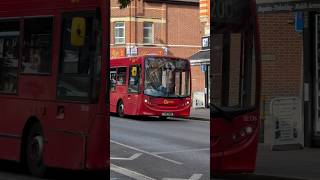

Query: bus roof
left=0, top=0, right=101, bottom=16
left=111, top=55, right=190, bottom=61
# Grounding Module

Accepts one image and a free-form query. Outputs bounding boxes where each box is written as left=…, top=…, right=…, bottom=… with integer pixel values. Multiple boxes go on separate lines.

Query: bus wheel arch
left=117, top=99, right=125, bottom=117
left=20, top=117, right=46, bottom=177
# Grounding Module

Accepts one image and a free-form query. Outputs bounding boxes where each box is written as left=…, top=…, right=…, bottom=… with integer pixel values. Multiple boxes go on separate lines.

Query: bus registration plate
left=162, top=112, right=173, bottom=116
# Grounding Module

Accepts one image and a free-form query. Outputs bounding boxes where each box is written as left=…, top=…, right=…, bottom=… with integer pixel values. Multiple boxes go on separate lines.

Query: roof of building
left=190, top=50, right=209, bottom=60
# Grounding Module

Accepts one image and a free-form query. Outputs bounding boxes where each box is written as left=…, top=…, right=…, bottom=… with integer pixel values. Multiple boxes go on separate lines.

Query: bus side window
left=128, top=65, right=140, bottom=93
left=21, top=17, right=53, bottom=74
left=110, top=68, right=117, bottom=91
left=117, top=67, right=126, bottom=85
left=0, top=20, right=20, bottom=94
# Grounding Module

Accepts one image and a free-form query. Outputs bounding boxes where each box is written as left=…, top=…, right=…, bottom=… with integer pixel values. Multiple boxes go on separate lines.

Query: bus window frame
left=56, top=10, right=100, bottom=103
left=110, top=67, right=117, bottom=91
left=211, top=27, right=258, bottom=120
left=19, top=16, right=54, bottom=76
left=0, top=19, right=21, bottom=95
left=128, top=64, right=141, bottom=94
left=116, top=66, right=127, bottom=86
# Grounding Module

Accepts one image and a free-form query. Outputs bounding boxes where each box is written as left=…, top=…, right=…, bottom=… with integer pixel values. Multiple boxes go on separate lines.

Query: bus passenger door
left=126, top=65, right=141, bottom=115
left=110, top=68, right=117, bottom=113
left=211, top=0, right=261, bottom=175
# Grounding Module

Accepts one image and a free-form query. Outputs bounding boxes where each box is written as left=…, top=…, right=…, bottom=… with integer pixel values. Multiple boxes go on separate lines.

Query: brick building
left=110, top=0, right=201, bottom=58
left=110, top=0, right=205, bottom=108
left=256, top=0, right=320, bottom=147
left=189, top=0, right=210, bottom=108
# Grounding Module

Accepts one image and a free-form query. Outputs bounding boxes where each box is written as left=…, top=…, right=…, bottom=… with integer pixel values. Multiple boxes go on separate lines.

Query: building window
left=115, top=22, right=125, bottom=44
left=143, top=22, right=153, bottom=44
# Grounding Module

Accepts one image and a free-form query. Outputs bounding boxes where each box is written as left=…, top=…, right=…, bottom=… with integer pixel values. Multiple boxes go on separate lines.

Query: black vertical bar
left=221, top=33, right=230, bottom=106
left=243, top=29, right=253, bottom=108
left=205, top=65, right=209, bottom=107
left=304, top=12, right=314, bottom=147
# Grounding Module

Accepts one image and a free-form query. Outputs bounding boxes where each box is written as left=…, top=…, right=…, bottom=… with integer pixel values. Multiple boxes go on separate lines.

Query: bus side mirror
left=71, top=17, right=86, bottom=47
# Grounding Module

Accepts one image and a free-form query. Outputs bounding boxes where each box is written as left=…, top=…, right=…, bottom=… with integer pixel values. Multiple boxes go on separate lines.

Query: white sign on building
left=126, top=46, right=138, bottom=56
left=270, top=97, right=304, bottom=150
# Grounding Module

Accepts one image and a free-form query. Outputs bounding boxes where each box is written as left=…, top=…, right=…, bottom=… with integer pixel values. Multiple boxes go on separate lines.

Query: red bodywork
left=211, top=0, right=261, bottom=174
left=0, top=0, right=109, bottom=171
left=211, top=111, right=260, bottom=173
left=110, top=56, right=191, bottom=118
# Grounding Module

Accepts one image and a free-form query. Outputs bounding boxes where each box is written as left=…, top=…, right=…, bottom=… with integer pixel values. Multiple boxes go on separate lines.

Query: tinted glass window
left=0, top=21, right=19, bottom=94
left=128, top=65, right=140, bottom=93
left=57, top=12, right=102, bottom=101
left=110, top=68, right=117, bottom=91
left=21, top=17, right=53, bottom=74
left=211, top=31, right=256, bottom=112
left=117, top=67, right=126, bottom=85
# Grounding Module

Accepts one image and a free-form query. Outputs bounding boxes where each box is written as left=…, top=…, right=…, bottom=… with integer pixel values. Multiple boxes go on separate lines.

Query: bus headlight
left=232, top=126, right=254, bottom=142
left=245, top=126, right=253, bottom=134
left=183, top=101, right=190, bottom=106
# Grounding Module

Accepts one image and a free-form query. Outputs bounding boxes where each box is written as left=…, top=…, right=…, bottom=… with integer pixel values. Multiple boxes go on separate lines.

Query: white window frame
left=143, top=22, right=154, bottom=44
left=114, top=21, right=125, bottom=44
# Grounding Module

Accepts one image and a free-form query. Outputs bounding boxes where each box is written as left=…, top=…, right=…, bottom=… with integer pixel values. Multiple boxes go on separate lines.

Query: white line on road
left=152, top=148, right=210, bottom=155
left=111, top=153, right=143, bottom=160
left=111, top=164, right=156, bottom=180
left=162, top=174, right=203, bottom=180
left=111, top=140, right=183, bottom=165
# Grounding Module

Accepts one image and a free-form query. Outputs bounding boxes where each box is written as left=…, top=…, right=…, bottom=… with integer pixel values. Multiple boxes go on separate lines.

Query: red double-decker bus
left=110, top=55, right=191, bottom=119
left=0, top=0, right=109, bottom=177
left=211, top=0, right=261, bottom=175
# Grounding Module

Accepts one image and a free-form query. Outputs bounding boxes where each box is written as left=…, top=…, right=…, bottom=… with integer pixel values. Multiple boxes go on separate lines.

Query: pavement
left=254, top=144, right=320, bottom=180
left=212, top=144, right=320, bottom=180
left=180, top=108, right=210, bottom=121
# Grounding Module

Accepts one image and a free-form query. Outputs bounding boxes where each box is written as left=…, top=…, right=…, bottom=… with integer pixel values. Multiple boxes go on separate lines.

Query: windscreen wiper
left=211, top=104, right=233, bottom=122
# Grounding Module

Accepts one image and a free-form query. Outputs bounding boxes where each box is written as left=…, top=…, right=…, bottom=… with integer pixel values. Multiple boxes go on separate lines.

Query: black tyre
left=117, top=100, right=125, bottom=118
left=26, top=123, right=46, bottom=177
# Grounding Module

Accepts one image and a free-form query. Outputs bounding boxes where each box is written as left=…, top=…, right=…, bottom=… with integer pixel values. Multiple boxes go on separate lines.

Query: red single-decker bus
left=0, top=0, right=109, bottom=177
left=110, top=55, right=191, bottom=119
left=211, top=0, right=261, bottom=175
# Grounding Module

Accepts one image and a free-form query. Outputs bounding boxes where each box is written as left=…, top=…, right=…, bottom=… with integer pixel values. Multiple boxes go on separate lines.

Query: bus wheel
left=26, top=123, right=46, bottom=177
left=117, top=101, right=125, bottom=118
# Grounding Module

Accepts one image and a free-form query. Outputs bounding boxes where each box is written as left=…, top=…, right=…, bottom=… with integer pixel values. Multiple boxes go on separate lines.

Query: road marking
left=111, top=140, right=183, bottom=165
left=162, top=174, right=203, bottom=180
left=111, top=164, right=156, bottom=180
left=152, top=148, right=209, bottom=155
left=111, top=153, right=142, bottom=160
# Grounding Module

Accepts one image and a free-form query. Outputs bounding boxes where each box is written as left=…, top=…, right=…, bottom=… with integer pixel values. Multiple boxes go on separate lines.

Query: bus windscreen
left=144, top=57, right=190, bottom=98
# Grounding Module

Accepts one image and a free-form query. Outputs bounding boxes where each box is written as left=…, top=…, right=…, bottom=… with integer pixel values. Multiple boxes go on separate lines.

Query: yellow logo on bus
left=131, top=67, right=137, bottom=77
left=164, top=99, right=174, bottom=104
left=71, top=17, right=86, bottom=46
